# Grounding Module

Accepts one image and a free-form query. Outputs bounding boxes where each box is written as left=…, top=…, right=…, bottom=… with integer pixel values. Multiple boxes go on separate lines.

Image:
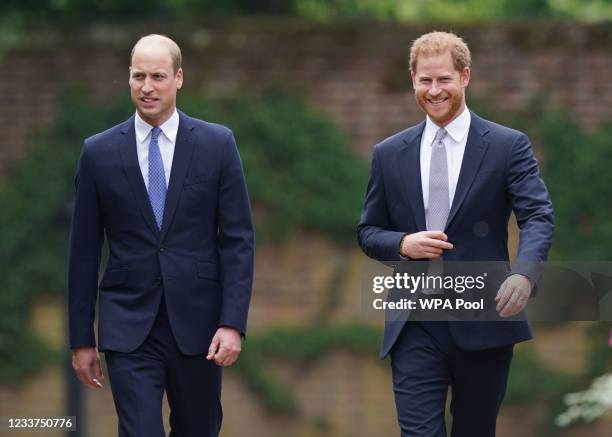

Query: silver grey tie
left=427, top=128, right=449, bottom=231
left=423, top=128, right=449, bottom=298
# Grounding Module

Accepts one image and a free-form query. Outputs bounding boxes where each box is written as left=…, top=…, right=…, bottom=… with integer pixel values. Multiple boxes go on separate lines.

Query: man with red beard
left=358, top=31, right=553, bottom=436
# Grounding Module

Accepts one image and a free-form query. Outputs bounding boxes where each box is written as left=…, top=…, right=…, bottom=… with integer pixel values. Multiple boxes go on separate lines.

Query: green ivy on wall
left=180, top=88, right=368, bottom=244
left=540, top=114, right=612, bottom=261
left=505, top=345, right=576, bottom=403
left=4, top=0, right=612, bottom=23
left=233, top=323, right=381, bottom=415
left=0, top=92, right=131, bottom=382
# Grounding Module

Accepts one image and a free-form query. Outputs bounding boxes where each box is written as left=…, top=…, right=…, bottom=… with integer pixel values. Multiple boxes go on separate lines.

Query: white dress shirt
left=420, top=106, right=471, bottom=228
left=134, top=109, right=179, bottom=190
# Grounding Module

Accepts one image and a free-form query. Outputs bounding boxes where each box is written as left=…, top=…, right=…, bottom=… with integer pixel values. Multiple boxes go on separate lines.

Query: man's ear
left=176, top=68, right=184, bottom=90
left=461, top=67, right=470, bottom=88
left=411, top=72, right=417, bottom=90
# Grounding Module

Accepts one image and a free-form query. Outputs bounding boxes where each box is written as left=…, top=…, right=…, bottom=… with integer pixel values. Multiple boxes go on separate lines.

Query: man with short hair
left=68, top=34, right=254, bottom=436
left=357, top=31, right=553, bottom=436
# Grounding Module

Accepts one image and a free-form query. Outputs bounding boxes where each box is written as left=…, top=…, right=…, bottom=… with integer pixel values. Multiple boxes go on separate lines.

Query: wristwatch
left=398, top=233, right=411, bottom=261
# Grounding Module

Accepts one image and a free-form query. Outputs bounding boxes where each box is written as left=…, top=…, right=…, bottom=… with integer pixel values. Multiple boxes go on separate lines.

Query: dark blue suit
left=68, top=111, right=254, bottom=436
left=357, top=112, right=553, bottom=436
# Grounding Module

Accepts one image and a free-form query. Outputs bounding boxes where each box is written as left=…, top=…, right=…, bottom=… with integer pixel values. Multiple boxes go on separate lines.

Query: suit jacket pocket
left=474, top=168, right=502, bottom=182
left=183, top=173, right=209, bottom=186
left=99, top=268, right=128, bottom=289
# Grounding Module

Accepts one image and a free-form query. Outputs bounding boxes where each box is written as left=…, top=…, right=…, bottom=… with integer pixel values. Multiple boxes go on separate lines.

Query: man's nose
left=428, top=83, right=441, bottom=96
left=142, top=78, right=153, bottom=93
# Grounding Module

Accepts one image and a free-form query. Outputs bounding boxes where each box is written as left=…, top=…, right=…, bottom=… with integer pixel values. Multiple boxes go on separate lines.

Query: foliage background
left=2, top=0, right=612, bottom=22
left=1, top=1, right=611, bottom=436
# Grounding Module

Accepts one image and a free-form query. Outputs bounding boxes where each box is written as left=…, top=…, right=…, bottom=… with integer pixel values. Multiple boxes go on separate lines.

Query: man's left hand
left=495, top=274, right=532, bottom=318
left=206, top=327, right=242, bottom=366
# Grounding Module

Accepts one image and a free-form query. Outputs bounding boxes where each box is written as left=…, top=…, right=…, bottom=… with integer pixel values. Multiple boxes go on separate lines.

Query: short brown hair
left=410, top=31, right=471, bottom=74
left=131, top=34, right=182, bottom=74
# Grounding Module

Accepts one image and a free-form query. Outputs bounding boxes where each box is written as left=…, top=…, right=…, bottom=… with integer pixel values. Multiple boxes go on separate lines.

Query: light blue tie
left=148, top=127, right=166, bottom=230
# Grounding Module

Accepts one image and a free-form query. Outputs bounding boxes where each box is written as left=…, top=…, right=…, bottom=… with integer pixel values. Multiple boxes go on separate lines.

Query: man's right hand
left=72, top=347, right=104, bottom=389
left=400, top=231, right=454, bottom=259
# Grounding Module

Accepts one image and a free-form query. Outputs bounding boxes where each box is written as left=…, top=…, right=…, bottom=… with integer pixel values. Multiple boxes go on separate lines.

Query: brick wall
left=1, top=21, right=611, bottom=172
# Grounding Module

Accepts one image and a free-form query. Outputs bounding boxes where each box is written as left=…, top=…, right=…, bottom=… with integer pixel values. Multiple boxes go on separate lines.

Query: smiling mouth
left=427, top=97, right=448, bottom=106
left=140, top=97, right=159, bottom=103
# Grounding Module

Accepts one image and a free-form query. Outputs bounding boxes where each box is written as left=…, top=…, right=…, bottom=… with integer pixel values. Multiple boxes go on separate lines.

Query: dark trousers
left=390, top=322, right=513, bottom=437
left=105, top=298, right=222, bottom=437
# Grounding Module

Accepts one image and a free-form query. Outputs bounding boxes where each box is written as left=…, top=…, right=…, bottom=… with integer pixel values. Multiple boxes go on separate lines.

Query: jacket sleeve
left=357, top=144, right=405, bottom=262
left=216, top=131, right=255, bottom=336
left=506, top=133, right=555, bottom=284
left=68, top=142, right=104, bottom=349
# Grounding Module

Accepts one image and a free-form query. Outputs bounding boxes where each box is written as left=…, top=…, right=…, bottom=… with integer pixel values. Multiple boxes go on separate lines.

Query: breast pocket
left=181, top=173, right=218, bottom=214
left=474, top=169, right=500, bottom=180
left=472, top=169, right=504, bottom=192
left=183, top=173, right=209, bottom=186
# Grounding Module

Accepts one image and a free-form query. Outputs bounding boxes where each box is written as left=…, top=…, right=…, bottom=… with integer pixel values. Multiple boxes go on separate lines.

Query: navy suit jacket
left=68, top=111, right=254, bottom=355
left=357, top=112, right=554, bottom=358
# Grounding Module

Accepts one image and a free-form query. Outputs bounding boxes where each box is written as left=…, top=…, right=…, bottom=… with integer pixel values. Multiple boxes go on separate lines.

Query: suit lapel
left=118, top=116, right=160, bottom=236
left=160, top=111, right=196, bottom=241
left=399, top=121, right=427, bottom=231
left=446, top=113, right=490, bottom=230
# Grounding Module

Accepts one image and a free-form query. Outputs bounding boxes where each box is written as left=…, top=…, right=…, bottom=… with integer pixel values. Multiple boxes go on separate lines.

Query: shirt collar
left=424, top=106, right=471, bottom=146
left=134, top=109, right=180, bottom=144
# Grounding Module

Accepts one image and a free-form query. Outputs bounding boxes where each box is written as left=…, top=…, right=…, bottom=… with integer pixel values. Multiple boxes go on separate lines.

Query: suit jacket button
left=159, top=247, right=165, bottom=253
